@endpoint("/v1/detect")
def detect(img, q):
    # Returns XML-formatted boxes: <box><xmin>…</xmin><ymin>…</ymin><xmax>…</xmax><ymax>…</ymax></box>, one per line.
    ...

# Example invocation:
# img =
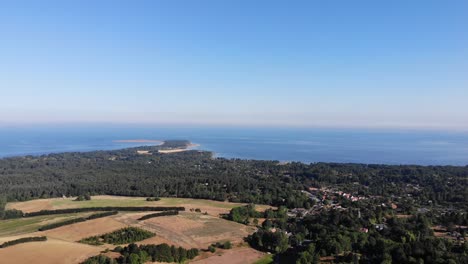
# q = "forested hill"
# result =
<box><xmin>0</xmin><ymin>140</ymin><xmax>467</xmax><ymax>211</ymax></box>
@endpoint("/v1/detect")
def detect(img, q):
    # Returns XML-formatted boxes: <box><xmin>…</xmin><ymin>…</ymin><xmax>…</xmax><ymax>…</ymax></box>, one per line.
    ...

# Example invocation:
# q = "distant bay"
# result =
<box><xmin>0</xmin><ymin>125</ymin><xmax>467</xmax><ymax>166</ymax></box>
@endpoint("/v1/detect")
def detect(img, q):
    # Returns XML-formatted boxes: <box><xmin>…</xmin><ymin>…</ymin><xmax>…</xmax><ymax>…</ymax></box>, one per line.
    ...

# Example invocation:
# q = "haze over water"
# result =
<box><xmin>0</xmin><ymin>126</ymin><xmax>467</xmax><ymax>166</ymax></box>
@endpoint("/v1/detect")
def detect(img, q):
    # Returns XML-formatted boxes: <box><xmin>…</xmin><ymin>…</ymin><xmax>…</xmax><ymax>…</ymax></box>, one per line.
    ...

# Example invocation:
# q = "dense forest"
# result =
<box><xmin>0</xmin><ymin>141</ymin><xmax>466</xmax><ymax>210</ymax></box>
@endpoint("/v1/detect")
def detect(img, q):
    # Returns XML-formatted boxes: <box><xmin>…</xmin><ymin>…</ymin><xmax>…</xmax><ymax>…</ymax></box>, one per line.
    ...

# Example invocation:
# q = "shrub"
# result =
<box><xmin>223</xmin><ymin>241</ymin><xmax>232</xmax><ymax>249</ymax></box>
<box><xmin>74</xmin><ymin>195</ymin><xmax>91</xmax><ymax>201</ymax></box>
<box><xmin>208</xmin><ymin>245</ymin><xmax>216</xmax><ymax>253</ymax></box>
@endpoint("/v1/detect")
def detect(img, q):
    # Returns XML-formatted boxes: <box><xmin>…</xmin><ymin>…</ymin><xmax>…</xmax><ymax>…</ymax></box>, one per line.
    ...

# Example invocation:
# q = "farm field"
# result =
<box><xmin>0</xmin><ymin>212</ymin><xmax>94</xmax><ymax>237</ymax></box>
<box><xmin>6</xmin><ymin>195</ymin><xmax>271</xmax><ymax>216</ymax></box>
<box><xmin>1</xmin><ymin>196</ymin><xmax>268</xmax><ymax>264</ymax></box>
<box><xmin>0</xmin><ymin>237</ymin><xmax>102</xmax><ymax>264</ymax></box>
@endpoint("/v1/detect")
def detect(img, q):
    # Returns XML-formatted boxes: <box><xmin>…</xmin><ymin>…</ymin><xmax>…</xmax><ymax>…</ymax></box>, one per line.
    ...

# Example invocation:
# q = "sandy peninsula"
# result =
<box><xmin>158</xmin><ymin>143</ymin><xmax>200</xmax><ymax>154</ymax></box>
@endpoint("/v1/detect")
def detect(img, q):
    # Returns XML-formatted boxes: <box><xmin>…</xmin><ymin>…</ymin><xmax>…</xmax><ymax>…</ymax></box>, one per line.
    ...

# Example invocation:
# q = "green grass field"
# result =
<box><xmin>158</xmin><ymin>198</ymin><xmax>238</xmax><ymax>209</ymax></box>
<box><xmin>0</xmin><ymin>213</ymin><xmax>90</xmax><ymax>237</ymax></box>
<box><xmin>51</xmin><ymin>197</ymin><xmax>244</xmax><ymax>210</ymax></box>
<box><xmin>51</xmin><ymin>197</ymin><xmax>147</xmax><ymax>208</ymax></box>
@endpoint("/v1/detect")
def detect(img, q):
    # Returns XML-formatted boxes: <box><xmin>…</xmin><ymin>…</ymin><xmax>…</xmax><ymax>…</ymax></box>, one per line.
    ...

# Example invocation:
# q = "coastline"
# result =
<box><xmin>158</xmin><ymin>143</ymin><xmax>201</xmax><ymax>154</ymax></box>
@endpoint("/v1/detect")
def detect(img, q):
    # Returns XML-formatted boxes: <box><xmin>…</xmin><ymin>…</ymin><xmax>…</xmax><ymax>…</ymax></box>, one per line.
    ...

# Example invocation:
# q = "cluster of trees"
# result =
<box><xmin>137</xmin><ymin>210</ymin><xmax>178</xmax><ymax>220</ymax></box>
<box><xmin>247</xmin><ymin>228</ymin><xmax>290</xmax><ymax>254</ymax></box>
<box><xmin>212</xmin><ymin>241</ymin><xmax>232</xmax><ymax>249</ymax></box>
<box><xmin>145</xmin><ymin>197</ymin><xmax>161</xmax><ymax>201</ymax></box>
<box><xmin>38</xmin><ymin>211</ymin><xmax>118</xmax><ymax>231</ymax></box>
<box><xmin>208</xmin><ymin>241</ymin><xmax>232</xmax><ymax>252</ymax></box>
<box><xmin>79</xmin><ymin>227</ymin><xmax>155</xmax><ymax>245</ymax></box>
<box><xmin>82</xmin><ymin>242</ymin><xmax>200</xmax><ymax>264</ymax></box>
<box><xmin>0</xmin><ymin>236</ymin><xmax>47</xmax><ymax>248</ymax></box>
<box><xmin>226</xmin><ymin>204</ymin><xmax>287</xmax><ymax>224</ymax></box>
<box><xmin>119</xmin><ymin>243</ymin><xmax>199</xmax><ymax>263</ymax></box>
<box><xmin>74</xmin><ymin>193</ymin><xmax>91</xmax><ymax>201</ymax></box>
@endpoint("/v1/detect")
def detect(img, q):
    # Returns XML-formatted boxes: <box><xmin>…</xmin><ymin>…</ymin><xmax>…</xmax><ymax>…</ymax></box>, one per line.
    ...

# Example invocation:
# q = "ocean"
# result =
<box><xmin>0</xmin><ymin>125</ymin><xmax>467</xmax><ymax>166</ymax></box>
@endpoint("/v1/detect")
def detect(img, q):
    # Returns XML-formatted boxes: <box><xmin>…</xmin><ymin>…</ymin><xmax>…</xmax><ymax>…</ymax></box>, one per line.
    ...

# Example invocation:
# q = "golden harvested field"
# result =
<box><xmin>1</xmin><ymin>196</ymin><xmax>269</xmax><ymax>264</ymax></box>
<box><xmin>135</xmin><ymin>212</ymin><xmax>256</xmax><ymax>248</ymax></box>
<box><xmin>0</xmin><ymin>238</ymin><xmax>102</xmax><ymax>264</ymax></box>
<box><xmin>42</xmin><ymin>216</ymin><xmax>127</xmax><ymax>242</ymax></box>
<box><xmin>6</xmin><ymin>195</ymin><xmax>272</xmax><ymax>217</ymax></box>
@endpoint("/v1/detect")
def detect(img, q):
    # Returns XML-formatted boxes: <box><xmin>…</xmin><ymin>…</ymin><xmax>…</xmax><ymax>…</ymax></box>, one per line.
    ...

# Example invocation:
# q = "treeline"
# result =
<box><xmin>1</xmin><ymin>206</ymin><xmax>185</xmax><ymax>219</ymax></box>
<box><xmin>82</xmin><ymin>243</ymin><xmax>199</xmax><ymax>264</ymax></box>
<box><xmin>137</xmin><ymin>210</ymin><xmax>178</xmax><ymax>220</ymax></box>
<box><xmin>38</xmin><ymin>211</ymin><xmax>118</xmax><ymax>231</ymax></box>
<box><xmin>79</xmin><ymin>227</ymin><xmax>155</xmax><ymax>245</ymax></box>
<box><xmin>0</xmin><ymin>236</ymin><xmax>47</xmax><ymax>248</ymax></box>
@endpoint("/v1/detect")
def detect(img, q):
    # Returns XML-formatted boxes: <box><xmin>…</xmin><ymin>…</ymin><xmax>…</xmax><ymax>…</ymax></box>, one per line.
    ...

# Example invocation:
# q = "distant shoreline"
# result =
<box><xmin>113</xmin><ymin>139</ymin><xmax>163</xmax><ymax>144</ymax></box>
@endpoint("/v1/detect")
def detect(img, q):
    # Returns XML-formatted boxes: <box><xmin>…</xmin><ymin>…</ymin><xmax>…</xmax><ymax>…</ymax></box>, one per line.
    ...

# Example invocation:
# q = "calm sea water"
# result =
<box><xmin>0</xmin><ymin>125</ymin><xmax>467</xmax><ymax>166</ymax></box>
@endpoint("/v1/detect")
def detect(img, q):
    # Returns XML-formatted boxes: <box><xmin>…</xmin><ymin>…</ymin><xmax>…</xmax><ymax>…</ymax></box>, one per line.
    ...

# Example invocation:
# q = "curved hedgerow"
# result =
<box><xmin>137</xmin><ymin>210</ymin><xmax>179</xmax><ymax>220</ymax></box>
<box><xmin>38</xmin><ymin>211</ymin><xmax>118</xmax><ymax>231</ymax></box>
<box><xmin>0</xmin><ymin>236</ymin><xmax>47</xmax><ymax>248</ymax></box>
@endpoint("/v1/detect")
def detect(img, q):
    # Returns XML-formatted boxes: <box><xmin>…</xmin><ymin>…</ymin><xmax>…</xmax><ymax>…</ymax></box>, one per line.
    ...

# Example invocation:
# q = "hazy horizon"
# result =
<box><xmin>1</xmin><ymin>1</ymin><xmax>467</xmax><ymax>130</ymax></box>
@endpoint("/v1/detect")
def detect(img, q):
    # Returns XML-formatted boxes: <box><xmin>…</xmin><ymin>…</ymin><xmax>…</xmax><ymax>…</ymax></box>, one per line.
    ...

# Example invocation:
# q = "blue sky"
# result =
<box><xmin>0</xmin><ymin>1</ymin><xmax>467</xmax><ymax>130</ymax></box>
